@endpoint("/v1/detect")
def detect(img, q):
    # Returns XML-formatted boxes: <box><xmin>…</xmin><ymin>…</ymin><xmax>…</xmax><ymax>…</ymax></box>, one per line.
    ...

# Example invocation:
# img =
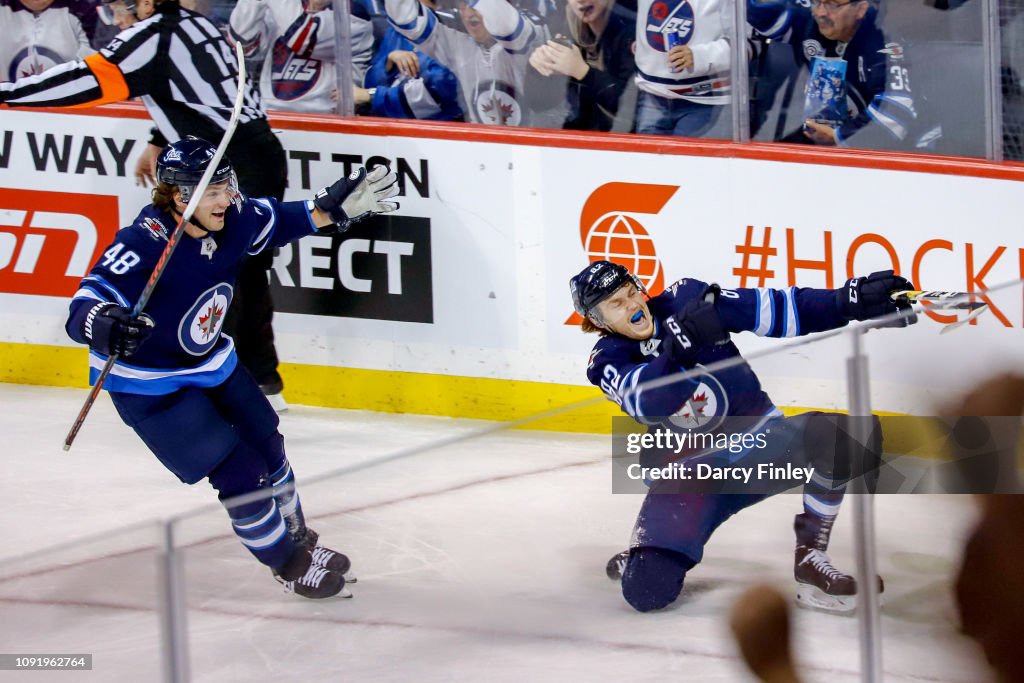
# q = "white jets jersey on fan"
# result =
<box><xmin>0</xmin><ymin>0</ymin><xmax>94</xmax><ymax>83</ymax></box>
<box><xmin>634</xmin><ymin>0</ymin><xmax>732</xmax><ymax>103</ymax></box>
<box><xmin>229</xmin><ymin>0</ymin><xmax>373</xmax><ymax>113</ymax></box>
<box><xmin>385</xmin><ymin>0</ymin><xmax>545</xmax><ymax>125</ymax></box>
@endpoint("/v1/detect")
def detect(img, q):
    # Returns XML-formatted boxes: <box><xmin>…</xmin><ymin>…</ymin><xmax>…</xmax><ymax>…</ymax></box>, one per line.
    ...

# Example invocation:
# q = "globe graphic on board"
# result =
<box><xmin>582</xmin><ymin>212</ymin><xmax>662</xmax><ymax>292</ymax></box>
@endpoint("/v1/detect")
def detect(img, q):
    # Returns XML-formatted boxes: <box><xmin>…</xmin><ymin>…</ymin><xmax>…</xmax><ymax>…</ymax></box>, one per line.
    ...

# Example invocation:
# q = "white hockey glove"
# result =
<box><xmin>314</xmin><ymin>165</ymin><xmax>400</xmax><ymax>233</ymax></box>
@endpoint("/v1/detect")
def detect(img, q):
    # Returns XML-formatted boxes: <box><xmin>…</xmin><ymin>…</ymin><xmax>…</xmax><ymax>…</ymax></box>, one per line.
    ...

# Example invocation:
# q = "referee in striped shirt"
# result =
<box><xmin>0</xmin><ymin>0</ymin><xmax>291</xmax><ymax>408</ymax></box>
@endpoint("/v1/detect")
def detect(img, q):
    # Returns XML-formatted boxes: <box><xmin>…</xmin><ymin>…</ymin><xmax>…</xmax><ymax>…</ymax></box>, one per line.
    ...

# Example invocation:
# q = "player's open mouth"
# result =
<box><xmin>578</xmin><ymin>3</ymin><xmax>595</xmax><ymax>17</ymax></box>
<box><xmin>630</xmin><ymin>311</ymin><xmax>644</xmax><ymax>324</ymax></box>
<box><xmin>212</xmin><ymin>211</ymin><xmax>225</xmax><ymax>220</ymax></box>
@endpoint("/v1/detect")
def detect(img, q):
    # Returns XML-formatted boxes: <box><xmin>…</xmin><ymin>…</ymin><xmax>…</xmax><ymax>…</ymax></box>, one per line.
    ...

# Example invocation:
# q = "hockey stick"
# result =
<box><xmin>891</xmin><ymin>289</ymin><xmax>990</xmax><ymax>334</ymax></box>
<box><xmin>63</xmin><ymin>42</ymin><xmax>248</xmax><ymax>452</ymax></box>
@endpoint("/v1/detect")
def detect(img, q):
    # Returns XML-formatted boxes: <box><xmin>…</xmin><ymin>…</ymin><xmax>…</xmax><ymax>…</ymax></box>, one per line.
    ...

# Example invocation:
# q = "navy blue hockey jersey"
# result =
<box><xmin>586</xmin><ymin>278</ymin><xmax>848</xmax><ymax>428</ymax></box>
<box><xmin>66</xmin><ymin>197</ymin><xmax>319</xmax><ymax>394</ymax></box>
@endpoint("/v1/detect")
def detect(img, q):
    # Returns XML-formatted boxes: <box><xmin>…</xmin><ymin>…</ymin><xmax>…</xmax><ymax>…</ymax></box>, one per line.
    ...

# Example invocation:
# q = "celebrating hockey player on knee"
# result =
<box><xmin>314</xmin><ymin>164</ymin><xmax>400</xmax><ymax>233</ymax></box>
<box><xmin>837</xmin><ymin>270</ymin><xmax>918</xmax><ymax>326</ymax></box>
<box><xmin>571</xmin><ymin>259</ymin><xmax>912</xmax><ymax>615</ymax></box>
<box><xmin>77</xmin><ymin>303</ymin><xmax>154</xmax><ymax>358</ymax></box>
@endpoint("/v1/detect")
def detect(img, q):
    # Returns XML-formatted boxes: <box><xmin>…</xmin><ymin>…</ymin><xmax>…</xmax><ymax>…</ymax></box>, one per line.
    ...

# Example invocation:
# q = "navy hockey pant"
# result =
<box><xmin>110</xmin><ymin>364</ymin><xmax>299</xmax><ymax>569</ymax></box>
<box><xmin>621</xmin><ymin>411</ymin><xmax>882</xmax><ymax>612</ymax></box>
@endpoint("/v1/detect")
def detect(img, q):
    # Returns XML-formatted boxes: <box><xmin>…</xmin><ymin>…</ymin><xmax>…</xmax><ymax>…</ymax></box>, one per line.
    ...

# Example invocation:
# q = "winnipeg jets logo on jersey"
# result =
<box><xmin>645</xmin><ymin>0</ymin><xmax>696</xmax><ymax>51</ymax></box>
<box><xmin>667</xmin><ymin>370</ymin><xmax>728</xmax><ymax>432</ymax></box>
<box><xmin>271</xmin><ymin>42</ymin><xmax>322</xmax><ymax>101</ymax></box>
<box><xmin>9</xmin><ymin>45</ymin><xmax>63</xmax><ymax>81</ymax></box>
<box><xmin>474</xmin><ymin>81</ymin><xmax>522</xmax><ymax>126</ymax></box>
<box><xmin>179</xmin><ymin>283</ymin><xmax>233</xmax><ymax>356</ymax></box>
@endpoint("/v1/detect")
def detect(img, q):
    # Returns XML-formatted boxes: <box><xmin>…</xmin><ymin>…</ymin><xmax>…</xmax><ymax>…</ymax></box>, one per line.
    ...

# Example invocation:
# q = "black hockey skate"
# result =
<box><xmin>275</xmin><ymin>548</ymin><xmax>351</xmax><ymax>600</ymax></box>
<box><xmin>606</xmin><ymin>550</ymin><xmax>629</xmax><ymax>581</ymax></box>
<box><xmin>302</xmin><ymin>528</ymin><xmax>356</xmax><ymax>583</ymax></box>
<box><xmin>794</xmin><ymin>545</ymin><xmax>884</xmax><ymax>615</ymax></box>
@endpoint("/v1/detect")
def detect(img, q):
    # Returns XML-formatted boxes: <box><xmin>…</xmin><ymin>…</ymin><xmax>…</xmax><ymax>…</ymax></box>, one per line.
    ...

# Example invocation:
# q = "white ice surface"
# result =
<box><xmin>0</xmin><ymin>384</ymin><xmax>993</xmax><ymax>682</ymax></box>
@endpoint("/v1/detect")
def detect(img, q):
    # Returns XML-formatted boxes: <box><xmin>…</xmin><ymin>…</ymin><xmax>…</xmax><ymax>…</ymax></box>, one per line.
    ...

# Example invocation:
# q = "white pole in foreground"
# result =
<box><xmin>846</xmin><ymin>330</ymin><xmax>882</xmax><ymax>683</ymax></box>
<box><xmin>158</xmin><ymin>521</ymin><xmax>190</xmax><ymax>683</ymax></box>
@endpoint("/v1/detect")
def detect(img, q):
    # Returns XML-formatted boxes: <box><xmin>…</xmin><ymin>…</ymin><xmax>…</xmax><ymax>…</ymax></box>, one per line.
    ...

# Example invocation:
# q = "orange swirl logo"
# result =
<box><xmin>567</xmin><ymin>182</ymin><xmax>678</xmax><ymax>324</ymax></box>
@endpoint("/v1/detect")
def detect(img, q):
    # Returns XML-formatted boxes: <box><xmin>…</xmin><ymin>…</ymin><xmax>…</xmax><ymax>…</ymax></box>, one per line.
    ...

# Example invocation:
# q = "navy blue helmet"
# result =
<box><xmin>570</xmin><ymin>260</ymin><xmax>646</xmax><ymax>321</ymax></box>
<box><xmin>156</xmin><ymin>136</ymin><xmax>238</xmax><ymax>205</ymax></box>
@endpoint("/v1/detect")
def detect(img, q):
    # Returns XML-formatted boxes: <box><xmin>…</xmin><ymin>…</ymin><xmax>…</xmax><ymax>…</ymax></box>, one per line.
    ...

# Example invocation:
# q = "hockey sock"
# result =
<box><xmin>270</xmin><ymin>459</ymin><xmax>308</xmax><ymax>543</ymax></box>
<box><xmin>229</xmin><ymin>500</ymin><xmax>295</xmax><ymax>570</ymax></box>
<box><xmin>209</xmin><ymin>438</ymin><xmax>295</xmax><ymax>570</ymax></box>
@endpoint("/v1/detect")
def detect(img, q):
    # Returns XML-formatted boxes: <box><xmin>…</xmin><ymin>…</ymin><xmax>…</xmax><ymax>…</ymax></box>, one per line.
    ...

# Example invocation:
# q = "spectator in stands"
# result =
<box><xmin>384</xmin><ymin>0</ymin><xmax>547</xmax><ymax>126</ymax></box>
<box><xmin>355</xmin><ymin>24</ymin><xmax>464</xmax><ymax>120</ymax></box>
<box><xmin>748</xmin><ymin>0</ymin><xmax>942</xmax><ymax>150</ymax></box>
<box><xmin>229</xmin><ymin>0</ymin><xmax>374</xmax><ymax>113</ymax></box>
<box><xmin>633</xmin><ymin>0</ymin><xmax>733</xmax><ymax>137</ymax></box>
<box><xmin>526</xmin><ymin>0</ymin><xmax>636</xmax><ymax>131</ymax></box>
<box><xmin>1</xmin><ymin>0</ymin><xmax>97</xmax><ymax>82</ymax></box>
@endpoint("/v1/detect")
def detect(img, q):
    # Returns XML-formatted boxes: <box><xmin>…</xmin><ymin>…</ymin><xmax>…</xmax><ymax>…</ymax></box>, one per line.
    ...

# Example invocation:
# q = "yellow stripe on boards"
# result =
<box><xmin>0</xmin><ymin>341</ymin><xmax>947</xmax><ymax>454</ymax></box>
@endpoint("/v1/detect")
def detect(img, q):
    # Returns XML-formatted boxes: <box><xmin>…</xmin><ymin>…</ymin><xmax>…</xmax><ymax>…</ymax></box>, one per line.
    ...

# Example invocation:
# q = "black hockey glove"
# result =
<box><xmin>84</xmin><ymin>303</ymin><xmax>155</xmax><ymax>358</ymax></box>
<box><xmin>314</xmin><ymin>165</ymin><xmax>400</xmax><ymax>233</ymax></box>
<box><xmin>838</xmin><ymin>270</ymin><xmax>918</xmax><ymax>327</ymax></box>
<box><xmin>663</xmin><ymin>285</ymin><xmax>730</xmax><ymax>367</ymax></box>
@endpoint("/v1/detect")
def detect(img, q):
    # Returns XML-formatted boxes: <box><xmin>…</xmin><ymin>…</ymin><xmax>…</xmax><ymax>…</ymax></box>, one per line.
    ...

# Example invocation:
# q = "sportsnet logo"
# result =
<box><xmin>0</xmin><ymin>188</ymin><xmax>119</xmax><ymax>298</ymax></box>
<box><xmin>566</xmin><ymin>182</ymin><xmax>678</xmax><ymax>325</ymax></box>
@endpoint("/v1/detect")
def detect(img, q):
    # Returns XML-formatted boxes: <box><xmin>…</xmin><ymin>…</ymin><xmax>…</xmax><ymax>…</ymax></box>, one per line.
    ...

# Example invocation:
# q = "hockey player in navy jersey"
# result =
<box><xmin>570</xmin><ymin>260</ymin><xmax>915</xmax><ymax>613</ymax></box>
<box><xmin>66</xmin><ymin>137</ymin><xmax>399</xmax><ymax>599</ymax></box>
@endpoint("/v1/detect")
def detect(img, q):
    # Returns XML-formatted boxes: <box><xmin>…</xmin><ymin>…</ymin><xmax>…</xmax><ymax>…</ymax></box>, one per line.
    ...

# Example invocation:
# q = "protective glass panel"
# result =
<box><xmin>750</xmin><ymin>0</ymin><xmax>985</xmax><ymax>156</ymax></box>
<box><xmin>0</xmin><ymin>523</ymin><xmax>165</xmax><ymax>680</ymax></box>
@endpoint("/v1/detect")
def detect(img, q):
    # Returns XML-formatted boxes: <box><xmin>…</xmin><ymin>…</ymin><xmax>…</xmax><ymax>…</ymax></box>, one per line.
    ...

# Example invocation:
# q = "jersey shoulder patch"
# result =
<box><xmin>663</xmin><ymin>277</ymin><xmax>708</xmax><ymax>298</ymax></box>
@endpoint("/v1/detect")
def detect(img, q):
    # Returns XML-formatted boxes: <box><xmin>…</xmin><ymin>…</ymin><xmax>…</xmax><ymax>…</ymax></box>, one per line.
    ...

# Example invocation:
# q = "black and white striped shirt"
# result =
<box><xmin>0</xmin><ymin>1</ymin><xmax>266</xmax><ymax>146</ymax></box>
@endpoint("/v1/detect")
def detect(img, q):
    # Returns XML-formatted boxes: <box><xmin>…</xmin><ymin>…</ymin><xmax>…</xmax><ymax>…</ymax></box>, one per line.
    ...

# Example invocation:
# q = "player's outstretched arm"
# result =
<box><xmin>312</xmin><ymin>165</ymin><xmax>400</xmax><ymax>233</ymax></box>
